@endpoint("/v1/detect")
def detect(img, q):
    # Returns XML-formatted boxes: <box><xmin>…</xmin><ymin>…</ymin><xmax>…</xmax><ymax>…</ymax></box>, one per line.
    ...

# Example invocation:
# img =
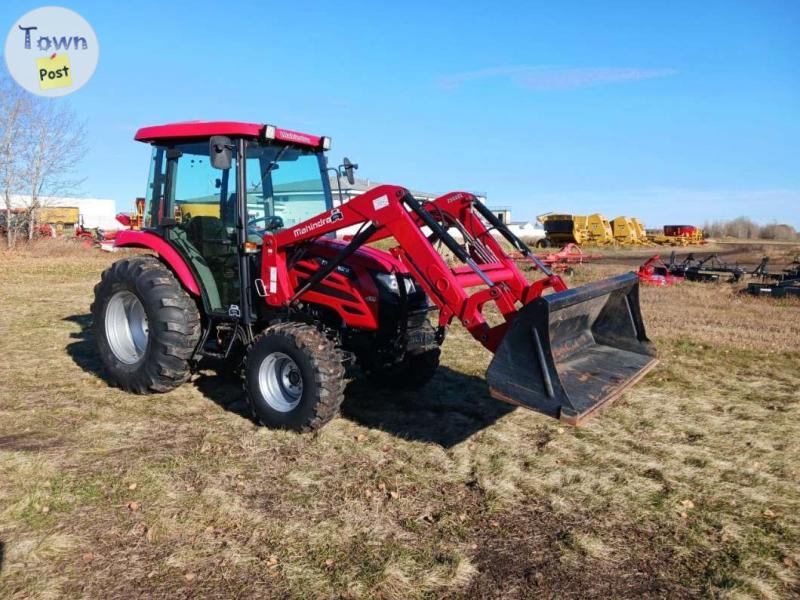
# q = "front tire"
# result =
<box><xmin>91</xmin><ymin>256</ymin><xmax>201</xmax><ymax>393</ymax></box>
<box><xmin>244</xmin><ymin>323</ymin><xmax>345</xmax><ymax>431</ymax></box>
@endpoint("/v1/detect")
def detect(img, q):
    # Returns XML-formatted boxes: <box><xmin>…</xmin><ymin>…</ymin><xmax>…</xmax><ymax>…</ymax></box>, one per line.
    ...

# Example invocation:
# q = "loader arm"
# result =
<box><xmin>262</xmin><ymin>186</ymin><xmax>565</xmax><ymax>351</ymax></box>
<box><xmin>261</xmin><ymin>184</ymin><xmax>656</xmax><ymax>425</ymax></box>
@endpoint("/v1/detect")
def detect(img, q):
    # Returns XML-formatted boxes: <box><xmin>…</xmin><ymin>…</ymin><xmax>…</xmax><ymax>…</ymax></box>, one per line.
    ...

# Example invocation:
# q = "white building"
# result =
<box><xmin>9</xmin><ymin>195</ymin><xmax>119</xmax><ymax>229</ymax></box>
<box><xmin>507</xmin><ymin>221</ymin><xmax>544</xmax><ymax>242</ymax></box>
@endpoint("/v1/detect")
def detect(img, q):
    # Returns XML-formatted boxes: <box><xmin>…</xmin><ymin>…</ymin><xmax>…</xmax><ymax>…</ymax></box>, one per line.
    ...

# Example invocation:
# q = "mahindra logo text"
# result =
<box><xmin>292</xmin><ymin>209</ymin><xmax>343</xmax><ymax>238</ymax></box>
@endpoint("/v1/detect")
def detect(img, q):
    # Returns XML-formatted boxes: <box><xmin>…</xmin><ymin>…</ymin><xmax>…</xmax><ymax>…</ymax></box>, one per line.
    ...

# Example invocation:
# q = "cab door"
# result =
<box><xmin>145</xmin><ymin>142</ymin><xmax>240</xmax><ymax>314</ymax></box>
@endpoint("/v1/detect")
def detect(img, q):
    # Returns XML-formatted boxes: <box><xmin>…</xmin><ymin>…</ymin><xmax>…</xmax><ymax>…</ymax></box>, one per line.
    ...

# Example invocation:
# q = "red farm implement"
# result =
<box><xmin>638</xmin><ymin>255</ymin><xmax>684</xmax><ymax>286</ymax></box>
<box><xmin>511</xmin><ymin>243</ymin><xmax>603</xmax><ymax>274</ymax></box>
<box><xmin>539</xmin><ymin>243</ymin><xmax>603</xmax><ymax>273</ymax></box>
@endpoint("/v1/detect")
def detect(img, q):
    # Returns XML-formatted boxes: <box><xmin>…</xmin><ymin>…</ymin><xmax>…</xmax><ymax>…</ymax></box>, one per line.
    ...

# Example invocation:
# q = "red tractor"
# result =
<box><xmin>92</xmin><ymin>121</ymin><xmax>656</xmax><ymax>431</ymax></box>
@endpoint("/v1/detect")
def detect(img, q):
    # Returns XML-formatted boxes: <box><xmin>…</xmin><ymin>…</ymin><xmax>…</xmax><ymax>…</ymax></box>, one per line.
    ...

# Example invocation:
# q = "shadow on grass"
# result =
<box><xmin>63</xmin><ymin>313</ymin><xmax>514</xmax><ymax>447</ymax></box>
<box><xmin>193</xmin><ymin>367</ymin><xmax>255</xmax><ymax>422</ymax></box>
<box><xmin>340</xmin><ymin>367</ymin><xmax>515</xmax><ymax>448</ymax></box>
<box><xmin>0</xmin><ymin>540</ymin><xmax>4</xmax><ymax>573</ymax></box>
<box><xmin>191</xmin><ymin>364</ymin><xmax>514</xmax><ymax>448</ymax></box>
<box><xmin>64</xmin><ymin>313</ymin><xmax>257</xmax><ymax>423</ymax></box>
<box><xmin>63</xmin><ymin>314</ymin><xmax>103</xmax><ymax>378</ymax></box>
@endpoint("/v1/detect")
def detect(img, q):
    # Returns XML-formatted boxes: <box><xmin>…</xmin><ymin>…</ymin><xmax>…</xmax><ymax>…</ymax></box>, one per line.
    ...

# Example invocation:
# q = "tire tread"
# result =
<box><xmin>244</xmin><ymin>322</ymin><xmax>345</xmax><ymax>432</ymax></box>
<box><xmin>91</xmin><ymin>255</ymin><xmax>201</xmax><ymax>394</ymax></box>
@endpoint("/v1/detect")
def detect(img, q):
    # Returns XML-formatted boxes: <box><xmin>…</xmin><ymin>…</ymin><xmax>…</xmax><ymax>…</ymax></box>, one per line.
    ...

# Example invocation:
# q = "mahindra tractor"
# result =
<box><xmin>91</xmin><ymin>121</ymin><xmax>656</xmax><ymax>431</ymax></box>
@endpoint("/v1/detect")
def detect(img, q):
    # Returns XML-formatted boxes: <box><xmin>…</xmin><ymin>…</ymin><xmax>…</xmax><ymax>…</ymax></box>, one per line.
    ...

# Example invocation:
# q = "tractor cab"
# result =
<box><xmin>134</xmin><ymin>122</ymin><xmax>336</xmax><ymax>315</ymax></box>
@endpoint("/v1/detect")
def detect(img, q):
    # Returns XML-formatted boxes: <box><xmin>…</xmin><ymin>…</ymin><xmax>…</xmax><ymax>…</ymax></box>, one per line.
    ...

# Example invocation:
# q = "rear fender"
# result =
<box><xmin>114</xmin><ymin>230</ymin><xmax>201</xmax><ymax>296</ymax></box>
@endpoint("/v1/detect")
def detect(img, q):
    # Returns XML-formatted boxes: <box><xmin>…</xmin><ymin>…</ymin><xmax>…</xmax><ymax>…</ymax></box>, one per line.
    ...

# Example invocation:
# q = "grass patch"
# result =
<box><xmin>0</xmin><ymin>241</ymin><xmax>798</xmax><ymax>597</ymax></box>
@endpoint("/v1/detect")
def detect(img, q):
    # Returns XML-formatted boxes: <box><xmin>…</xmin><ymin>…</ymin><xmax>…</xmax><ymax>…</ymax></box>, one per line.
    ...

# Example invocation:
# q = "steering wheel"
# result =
<box><xmin>248</xmin><ymin>215</ymin><xmax>284</xmax><ymax>231</ymax></box>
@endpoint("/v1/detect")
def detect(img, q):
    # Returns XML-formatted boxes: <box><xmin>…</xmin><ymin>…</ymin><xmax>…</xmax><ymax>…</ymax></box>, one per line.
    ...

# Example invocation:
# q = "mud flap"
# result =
<box><xmin>486</xmin><ymin>272</ymin><xmax>657</xmax><ymax>425</ymax></box>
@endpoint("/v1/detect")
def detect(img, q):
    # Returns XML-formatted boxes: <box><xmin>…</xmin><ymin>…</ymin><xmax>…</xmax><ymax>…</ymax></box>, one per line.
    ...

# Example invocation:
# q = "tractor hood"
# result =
<box><xmin>308</xmin><ymin>238</ymin><xmax>407</xmax><ymax>275</ymax></box>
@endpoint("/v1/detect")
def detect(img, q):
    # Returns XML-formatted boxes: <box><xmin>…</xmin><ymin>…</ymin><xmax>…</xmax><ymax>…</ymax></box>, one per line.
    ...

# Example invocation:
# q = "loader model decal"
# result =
<box><xmin>446</xmin><ymin>192</ymin><xmax>469</xmax><ymax>204</ymax></box>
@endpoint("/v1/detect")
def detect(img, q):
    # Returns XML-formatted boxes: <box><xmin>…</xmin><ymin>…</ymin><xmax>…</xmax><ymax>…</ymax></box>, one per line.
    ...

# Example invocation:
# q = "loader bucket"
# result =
<box><xmin>486</xmin><ymin>272</ymin><xmax>657</xmax><ymax>425</ymax></box>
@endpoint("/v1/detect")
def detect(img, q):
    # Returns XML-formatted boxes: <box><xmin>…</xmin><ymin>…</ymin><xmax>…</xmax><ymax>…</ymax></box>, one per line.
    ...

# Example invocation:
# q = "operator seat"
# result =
<box><xmin>183</xmin><ymin>216</ymin><xmax>239</xmax><ymax>308</ymax></box>
<box><xmin>184</xmin><ymin>216</ymin><xmax>229</xmax><ymax>256</ymax></box>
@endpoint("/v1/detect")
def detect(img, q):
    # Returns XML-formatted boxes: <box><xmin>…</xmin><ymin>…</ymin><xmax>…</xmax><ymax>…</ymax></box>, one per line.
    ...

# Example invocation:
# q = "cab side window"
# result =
<box><xmin>148</xmin><ymin>142</ymin><xmax>240</xmax><ymax>312</ymax></box>
<box><xmin>169</xmin><ymin>143</ymin><xmax>235</xmax><ymax>229</ymax></box>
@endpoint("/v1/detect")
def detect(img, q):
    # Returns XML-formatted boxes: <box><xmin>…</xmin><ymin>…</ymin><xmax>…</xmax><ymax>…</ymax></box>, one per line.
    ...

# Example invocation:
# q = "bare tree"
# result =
<box><xmin>21</xmin><ymin>100</ymin><xmax>87</xmax><ymax>240</ymax></box>
<box><xmin>702</xmin><ymin>219</ymin><xmax>725</xmax><ymax>239</ymax></box>
<box><xmin>760</xmin><ymin>223</ymin><xmax>798</xmax><ymax>241</ymax></box>
<box><xmin>1</xmin><ymin>63</ymin><xmax>87</xmax><ymax>245</ymax></box>
<box><xmin>0</xmin><ymin>68</ymin><xmax>32</xmax><ymax>248</ymax></box>
<box><xmin>723</xmin><ymin>216</ymin><xmax>760</xmax><ymax>239</ymax></box>
<box><xmin>702</xmin><ymin>217</ymin><xmax>797</xmax><ymax>240</ymax></box>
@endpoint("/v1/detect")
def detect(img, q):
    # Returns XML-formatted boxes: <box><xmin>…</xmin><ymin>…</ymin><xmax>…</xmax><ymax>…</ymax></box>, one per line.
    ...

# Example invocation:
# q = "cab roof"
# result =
<box><xmin>134</xmin><ymin>121</ymin><xmax>323</xmax><ymax>148</ymax></box>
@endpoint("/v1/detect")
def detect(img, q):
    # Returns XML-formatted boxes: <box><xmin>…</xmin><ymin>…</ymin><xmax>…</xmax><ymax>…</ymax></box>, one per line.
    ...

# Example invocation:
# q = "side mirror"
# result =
<box><xmin>342</xmin><ymin>157</ymin><xmax>358</xmax><ymax>185</ymax></box>
<box><xmin>209</xmin><ymin>136</ymin><xmax>233</xmax><ymax>170</ymax></box>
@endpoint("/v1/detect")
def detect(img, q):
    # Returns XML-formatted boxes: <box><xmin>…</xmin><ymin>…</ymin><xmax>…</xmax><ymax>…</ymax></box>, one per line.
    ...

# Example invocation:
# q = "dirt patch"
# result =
<box><xmin>463</xmin><ymin>503</ymin><xmax>708</xmax><ymax>599</ymax></box>
<box><xmin>0</xmin><ymin>432</ymin><xmax>62</xmax><ymax>453</ymax></box>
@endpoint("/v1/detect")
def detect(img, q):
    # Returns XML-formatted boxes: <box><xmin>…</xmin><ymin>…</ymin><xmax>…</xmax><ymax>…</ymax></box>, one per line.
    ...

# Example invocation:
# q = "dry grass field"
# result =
<box><xmin>1</xmin><ymin>240</ymin><xmax>798</xmax><ymax>599</ymax></box>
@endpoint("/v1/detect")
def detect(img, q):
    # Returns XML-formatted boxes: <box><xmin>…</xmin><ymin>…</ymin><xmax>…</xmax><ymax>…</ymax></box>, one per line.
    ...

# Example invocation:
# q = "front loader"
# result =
<box><xmin>92</xmin><ymin>121</ymin><xmax>656</xmax><ymax>431</ymax></box>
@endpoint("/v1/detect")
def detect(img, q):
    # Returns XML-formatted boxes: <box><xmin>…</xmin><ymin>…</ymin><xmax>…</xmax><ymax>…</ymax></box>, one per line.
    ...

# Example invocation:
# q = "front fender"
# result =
<box><xmin>114</xmin><ymin>230</ymin><xmax>201</xmax><ymax>296</ymax></box>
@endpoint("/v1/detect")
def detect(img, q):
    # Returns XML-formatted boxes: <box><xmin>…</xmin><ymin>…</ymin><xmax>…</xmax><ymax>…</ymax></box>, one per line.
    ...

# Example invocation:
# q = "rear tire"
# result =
<box><xmin>91</xmin><ymin>256</ymin><xmax>201</xmax><ymax>393</ymax></box>
<box><xmin>244</xmin><ymin>323</ymin><xmax>345</xmax><ymax>431</ymax></box>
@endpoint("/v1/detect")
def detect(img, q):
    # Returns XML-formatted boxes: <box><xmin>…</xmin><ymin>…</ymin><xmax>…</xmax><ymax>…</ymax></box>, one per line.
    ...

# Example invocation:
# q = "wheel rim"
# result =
<box><xmin>105</xmin><ymin>290</ymin><xmax>149</xmax><ymax>364</ymax></box>
<box><xmin>257</xmin><ymin>352</ymin><xmax>303</xmax><ymax>412</ymax></box>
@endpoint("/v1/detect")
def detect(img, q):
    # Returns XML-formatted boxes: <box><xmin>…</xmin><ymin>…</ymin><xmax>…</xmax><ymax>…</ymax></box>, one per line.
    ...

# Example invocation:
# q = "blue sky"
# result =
<box><xmin>2</xmin><ymin>0</ymin><xmax>799</xmax><ymax>227</ymax></box>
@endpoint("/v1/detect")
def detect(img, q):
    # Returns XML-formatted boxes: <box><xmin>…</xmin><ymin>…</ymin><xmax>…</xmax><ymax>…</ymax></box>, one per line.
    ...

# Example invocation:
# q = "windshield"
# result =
<box><xmin>244</xmin><ymin>142</ymin><xmax>332</xmax><ymax>236</ymax></box>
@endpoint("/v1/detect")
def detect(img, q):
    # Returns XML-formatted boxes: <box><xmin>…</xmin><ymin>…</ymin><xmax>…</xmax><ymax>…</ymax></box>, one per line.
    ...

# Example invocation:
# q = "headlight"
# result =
<box><xmin>375</xmin><ymin>273</ymin><xmax>415</xmax><ymax>295</ymax></box>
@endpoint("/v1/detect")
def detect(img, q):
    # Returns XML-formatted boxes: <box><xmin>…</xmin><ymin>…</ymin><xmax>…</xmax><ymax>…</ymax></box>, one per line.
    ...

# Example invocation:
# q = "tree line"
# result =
<box><xmin>702</xmin><ymin>217</ymin><xmax>799</xmax><ymax>241</ymax></box>
<box><xmin>1</xmin><ymin>67</ymin><xmax>86</xmax><ymax>248</ymax></box>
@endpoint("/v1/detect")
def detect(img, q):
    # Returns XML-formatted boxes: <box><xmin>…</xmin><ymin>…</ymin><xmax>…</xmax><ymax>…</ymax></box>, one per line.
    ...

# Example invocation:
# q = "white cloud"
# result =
<box><xmin>438</xmin><ymin>66</ymin><xmax>678</xmax><ymax>91</ymax></box>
